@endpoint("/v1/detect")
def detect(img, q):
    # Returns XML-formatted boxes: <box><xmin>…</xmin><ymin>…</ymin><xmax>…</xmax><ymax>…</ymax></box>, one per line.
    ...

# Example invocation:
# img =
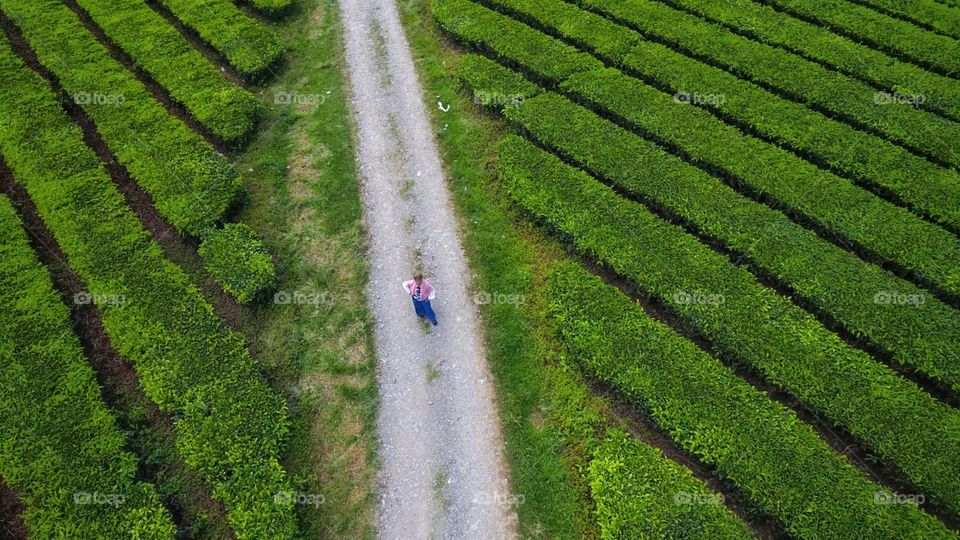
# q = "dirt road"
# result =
<box><xmin>336</xmin><ymin>1</ymin><xmax>517</xmax><ymax>538</ymax></box>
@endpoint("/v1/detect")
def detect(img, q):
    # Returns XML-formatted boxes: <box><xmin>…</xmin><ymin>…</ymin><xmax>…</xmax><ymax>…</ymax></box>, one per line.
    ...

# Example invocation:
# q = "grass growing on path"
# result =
<box><xmin>398</xmin><ymin>1</ymin><xmax>618</xmax><ymax>537</ymax></box>
<box><xmin>230</xmin><ymin>0</ymin><xmax>379</xmax><ymax>537</ymax></box>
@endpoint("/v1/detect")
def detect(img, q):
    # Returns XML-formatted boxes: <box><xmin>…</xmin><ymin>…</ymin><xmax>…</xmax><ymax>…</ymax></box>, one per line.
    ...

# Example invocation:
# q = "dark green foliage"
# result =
<box><xmin>0</xmin><ymin>194</ymin><xmax>177</xmax><ymax>539</ymax></box>
<box><xmin>561</xmin><ymin>68</ymin><xmax>960</xmax><ymax>298</ymax></box>
<box><xmin>760</xmin><ymin>0</ymin><xmax>960</xmax><ymax>74</ymax></box>
<box><xmin>550</xmin><ymin>263</ymin><xmax>954</xmax><ymax>538</ymax></box>
<box><xmin>581</xmin><ymin>0</ymin><xmax>960</xmax><ymax>169</ymax></box>
<box><xmin>199</xmin><ymin>223</ymin><xmax>277</xmax><ymax>303</ymax></box>
<box><xmin>457</xmin><ymin>0</ymin><xmax>960</xmax><ymax>229</ymax></box>
<box><xmin>433</xmin><ymin>0</ymin><xmax>602</xmax><ymax>84</ymax></box>
<box><xmin>507</xmin><ymin>91</ymin><xmax>960</xmax><ymax>391</ymax></box>
<box><xmin>158</xmin><ymin>0</ymin><xmax>285</xmax><ymax>78</ymax></box>
<box><xmin>0</xmin><ymin>0</ymin><xmax>241</xmax><ymax>237</ymax></box>
<box><xmin>589</xmin><ymin>430</ymin><xmax>751</xmax><ymax>539</ymax></box>
<box><xmin>852</xmin><ymin>0</ymin><xmax>960</xmax><ymax>39</ymax></box>
<box><xmin>658</xmin><ymin>0</ymin><xmax>960</xmax><ymax>120</ymax></box>
<box><xmin>248</xmin><ymin>0</ymin><xmax>294</xmax><ymax>15</ymax></box>
<box><xmin>0</xmin><ymin>33</ymin><xmax>296</xmax><ymax>538</ymax></box>
<box><xmin>73</xmin><ymin>0</ymin><xmax>260</xmax><ymax>141</ymax></box>
<box><xmin>496</xmin><ymin>134</ymin><xmax>960</xmax><ymax>515</ymax></box>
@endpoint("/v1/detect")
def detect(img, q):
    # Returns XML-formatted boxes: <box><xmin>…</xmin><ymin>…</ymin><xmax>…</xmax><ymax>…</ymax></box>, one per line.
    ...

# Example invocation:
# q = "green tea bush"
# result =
<box><xmin>582</xmin><ymin>0</ymin><xmax>960</xmax><ymax>170</ymax></box>
<box><xmin>508</xmin><ymin>91</ymin><xmax>960</xmax><ymax>391</ymax></box>
<box><xmin>157</xmin><ymin>0</ymin><xmax>285</xmax><ymax>78</ymax></box>
<box><xmin>199</xmin><ymin>223</ymin><xmax>277</xmax><ymax>303</ymax></box>
<box><xmin>0</xmin><ymin>33</ymin><xmax>296</xmax><ymax>538</ymax></box>
<box><xmin>658</xmin><ymin>0</ymin><xmax>960</xmax><ymax>121</ymax></box>
<box><xmin>497</xmin><ymin>134</ymin><xmax>960</xmax><ymax>514</ymax></box>
<box><xmin>761</xmin><ymin>0</ymin><xmax>960</xmax><ymax>74</ymax></box>
<box><xmin>73</xmin><ymin>0</ymin><xmax>260</xmax><ymax>142</ymax></box>
<box><xmin>551</xmin><ymin>263</ymin><xmax>954</xmax><ymax>538</ymax></box>
<box><xmin>458</xmin><ymin>53</ymin><xmax>540</xmax><ymax>109</ymax></box>
<box><xmin>589</xmin><ymin>430</ymin><xmax>750</xmax><ymax>539</ymax></box>
<box><xmin>0</xmin><ymin>0</ymin><xmax>241</xmax><ymax>237</ymax></box>
<box><xmin>441</xmin><ymin>0</ymin><xmax>960</xmax><ymax>229</ymax></box>
<box><xmin>0</xmin><ymin>195</ymin><xmax>176</xmax><ymax>539</ymax></box>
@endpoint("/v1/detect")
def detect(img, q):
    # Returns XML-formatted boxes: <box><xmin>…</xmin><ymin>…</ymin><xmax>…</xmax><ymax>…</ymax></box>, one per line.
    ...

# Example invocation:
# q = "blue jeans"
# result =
<box><xmin>412</xmin><ymin>298</ymin><xmax>437</xmax><ymax>323</ymax></box>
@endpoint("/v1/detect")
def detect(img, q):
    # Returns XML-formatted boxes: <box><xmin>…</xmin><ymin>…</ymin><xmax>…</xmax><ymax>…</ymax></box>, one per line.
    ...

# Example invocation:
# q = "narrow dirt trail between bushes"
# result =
<box><xmin>337</xmin><ymin>1</ymin><xmax>517</xmax><ymax>538</ymax></box>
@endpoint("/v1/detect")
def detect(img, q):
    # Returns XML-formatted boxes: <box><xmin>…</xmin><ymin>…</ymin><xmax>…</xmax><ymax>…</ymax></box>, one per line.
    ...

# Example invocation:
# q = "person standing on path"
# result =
<box><xmin>403</xmin><ymin>274</ymin><xmax>438</xmax><ymax>326</ymax></box>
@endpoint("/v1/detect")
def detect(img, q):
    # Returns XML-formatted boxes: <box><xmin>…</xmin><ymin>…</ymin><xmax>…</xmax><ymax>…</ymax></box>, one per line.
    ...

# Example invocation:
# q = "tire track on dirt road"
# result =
<box><xmin>336</xmin><ymin>1</ymin><xmax>518</xmax><ymax>538</ymax></box>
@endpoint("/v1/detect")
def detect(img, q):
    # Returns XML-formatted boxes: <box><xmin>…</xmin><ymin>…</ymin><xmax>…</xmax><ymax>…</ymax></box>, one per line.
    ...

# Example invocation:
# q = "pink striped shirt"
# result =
<box><xmin>402</xmin><ymin>279</ymin><xmax>436</xmax><ymax>301</ymax></box>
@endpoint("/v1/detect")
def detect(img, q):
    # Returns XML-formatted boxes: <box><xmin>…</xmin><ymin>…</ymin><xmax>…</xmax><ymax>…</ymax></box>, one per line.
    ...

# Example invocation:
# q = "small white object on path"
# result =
<box><xmin>336</xmin><ymin>1</ymin><xmax>518</xmax><ymax>539</ymax></box>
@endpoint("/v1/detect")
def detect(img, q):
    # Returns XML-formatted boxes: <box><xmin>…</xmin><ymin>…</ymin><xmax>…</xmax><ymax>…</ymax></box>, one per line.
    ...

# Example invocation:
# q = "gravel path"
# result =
<box><xmin>337</xmin><ymin>1</ymin><xmax>518</xmax><ymax>538</ymax></box>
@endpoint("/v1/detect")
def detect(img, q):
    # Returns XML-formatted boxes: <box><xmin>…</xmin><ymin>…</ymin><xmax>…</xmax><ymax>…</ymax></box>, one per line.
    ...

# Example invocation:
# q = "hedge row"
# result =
<box><xmin>444</xmin><ymin>0</ymin><xmax>960</xmax><ymax>386</ymax></box>
<box><xmin>434</xmin><ymin>0</ymin><xmax>601</xmax><ymax>84</ymax></box>
<box><xmin>854</xmin><ymin>0</ymin><xmax>960</xmax><ymax>39</ymax></box>
<box><xmin>758</xmin><ymin>0</ymin><xmax>960</xmax><ymax>75</ymax></box>
<box><xmin>658</xmin><ymin>0</ymin><xmax>960</xmax><ymax>121</ymax></box>
<box><xmin>443</xmin><ymin>0</ymin><xmax>960</xmax><ymax>230</ymax></box>
<box><xmin>157</xmin><ymin>0</ymin><xmax>285</xmax><ymax>78</ymax></box>
<box><xmin>73</xmin><ymin>0</ymin><xmax>259</xmax><ymax>142</ymax></box>
<box><xmin>550</xmin><ymin>264</ymin><xmax>954</xmax><ymax>538</ymax></box>
<box><xmin>581</xmin><ymin>0</ymin><xmax>960</xmax><ymax>170</ymax></box>
<box><xmin>458</xmin><ymin>53</ymin><xmax>541</xmax><ymax>109</ymax></box>
<box><xmin>0</xmin><ymin>33</ymin><xmax>296</xmax><ymax>538</ymax></box>
<box><xmin>589</xmin><ymin>430</ymin><xmax>751</xmax><ymax>539</ymax></box>
<box><xmin>0</xmin><ymin>195</ymin><xmax>177</xmax><ymax>539</ymax></box>
<box><xmin>560</xmin><ymin>69</ymin><xmax>960</xmax><ymax>299</ymax></box>
<box><xmin>246</xmin><ymin>0</ymin><xmax>293</xmax><ymax>15</ymax></box>
<box><xmin>507</xmin><ymin>91</ymin><xmax>960</xmax><ymax>392</ymax></box>
<box><xmin>0</xmin><ymin>0</ymin><xmax>240</xmax><ymax>237</ymax></box>
<box><xmin>198</xmin><ymin>223</ymin><xmax>277</xmax><ymax>303</ymax></box>
<box><xmin>497</xmin><ymin>134</ymin><xmax>960</xmax><ymax>515</ymax></box>
<box><xmin>453</xmin><ymin>22</ymin><xmax>960</xmax><ymax>317</ymax></box>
